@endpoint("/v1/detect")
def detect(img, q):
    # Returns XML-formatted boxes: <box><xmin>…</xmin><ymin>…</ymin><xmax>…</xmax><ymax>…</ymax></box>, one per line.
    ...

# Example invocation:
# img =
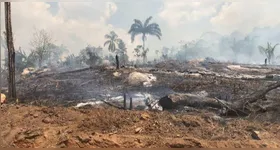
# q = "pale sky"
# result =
<box><xmin>2</xmin><ymin>0</ymin><xmax>280</xmax><ymax>61</ymax></box>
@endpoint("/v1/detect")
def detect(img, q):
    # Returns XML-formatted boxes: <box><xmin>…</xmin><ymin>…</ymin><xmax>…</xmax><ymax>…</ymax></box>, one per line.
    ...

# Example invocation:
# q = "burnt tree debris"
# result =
<box><xmin>1</xmin><ymin>56</ymin><xmax>280</xmax><ymax>121</ymax></box>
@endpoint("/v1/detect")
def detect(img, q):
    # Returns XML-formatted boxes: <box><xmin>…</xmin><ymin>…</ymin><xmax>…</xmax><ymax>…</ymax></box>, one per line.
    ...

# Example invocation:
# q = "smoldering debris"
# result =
<box><xmin>4</xmin><ymin>58</ymin><xmax>280</xmax><ymax>122</ymax></box>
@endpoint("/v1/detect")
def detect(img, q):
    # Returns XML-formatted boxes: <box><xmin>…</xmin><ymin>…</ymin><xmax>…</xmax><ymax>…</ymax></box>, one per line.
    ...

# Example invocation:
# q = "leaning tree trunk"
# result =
<box><xmin>5</xmin><ymin>2</ymin><xmax>16</xmax><ymax>100</ymax></box>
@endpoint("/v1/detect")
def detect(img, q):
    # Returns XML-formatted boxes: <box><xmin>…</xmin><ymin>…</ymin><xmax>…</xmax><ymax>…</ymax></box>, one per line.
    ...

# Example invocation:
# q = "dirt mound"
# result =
<box><xmin>0</xmin><ymin>105</ymin><xmax>280</xmax><ymax>148</ymax></box>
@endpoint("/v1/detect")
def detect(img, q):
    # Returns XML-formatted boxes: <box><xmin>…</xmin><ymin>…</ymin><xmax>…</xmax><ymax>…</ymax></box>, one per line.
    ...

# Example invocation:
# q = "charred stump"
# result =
<box><xmin>116</xmin><ymin>55</ymin><xmax>119</xmax><ymax>70</ymax></box>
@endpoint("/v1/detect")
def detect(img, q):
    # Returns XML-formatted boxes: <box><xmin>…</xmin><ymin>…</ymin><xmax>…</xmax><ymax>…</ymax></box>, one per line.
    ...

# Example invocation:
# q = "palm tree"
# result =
<box><xmin>128</xmin><ymin>16</ymin><xmax>162</xmax><ymax>62</ymax></box>
<box><xmin>104</xmin><ymin>31</ymin><xmax>120</xmax><ymax>53</ymax></box>
<box><xmin>259</xmin><ymin>42</ymin><xmax>279</xmax><ymax>65</ymax></box>
<box><xmin>104</xmin><ymin>31</ymin><xmax>121</xmax><ymax>69</ymax></box>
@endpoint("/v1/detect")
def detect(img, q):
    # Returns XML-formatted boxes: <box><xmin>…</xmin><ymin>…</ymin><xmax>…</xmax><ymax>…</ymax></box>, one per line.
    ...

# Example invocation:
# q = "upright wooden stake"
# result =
<box><xmin>123</xmin><ymin>92</ymin><xmax>126</xmax><ymax>110</ymax></box>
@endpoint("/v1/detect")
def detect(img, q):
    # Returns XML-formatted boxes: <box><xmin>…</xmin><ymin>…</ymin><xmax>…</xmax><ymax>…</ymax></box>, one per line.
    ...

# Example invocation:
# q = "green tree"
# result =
<box><xmin>128</xmin><ymin>16</ymin><xmax>162</xmax><ymax>63</ymax></box>
<box><xmin>117</xmin><ymin>39</ymin><xmax>129</xmax><ymax>66</ymax></box>
<box><xmin>259</xmin><ymin>42</ymin><xmax>279</xmax><ymax>65</ymax></box>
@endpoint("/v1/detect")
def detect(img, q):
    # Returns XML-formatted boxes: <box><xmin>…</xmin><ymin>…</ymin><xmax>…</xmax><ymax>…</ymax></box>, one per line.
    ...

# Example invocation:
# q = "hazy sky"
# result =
<box><xmin>2</xmin><ymin>0</ymin><xmax>280</xmax><ymax>60</ymax></box>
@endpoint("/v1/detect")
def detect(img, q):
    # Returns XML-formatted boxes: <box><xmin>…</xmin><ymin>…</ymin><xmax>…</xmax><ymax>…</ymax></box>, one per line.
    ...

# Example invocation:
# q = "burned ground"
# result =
<box><xmin>1</xmin><ymin>60</ymin><xmax>280</xmax><ymax>148</ymax></box>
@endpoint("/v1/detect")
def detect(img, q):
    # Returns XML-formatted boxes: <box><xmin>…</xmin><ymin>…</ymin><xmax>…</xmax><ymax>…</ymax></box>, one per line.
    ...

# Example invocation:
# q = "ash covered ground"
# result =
<box><xmin>1</xmin><ymin>59</ymin><xmax>280</xmax><ymax>148</ymax></box>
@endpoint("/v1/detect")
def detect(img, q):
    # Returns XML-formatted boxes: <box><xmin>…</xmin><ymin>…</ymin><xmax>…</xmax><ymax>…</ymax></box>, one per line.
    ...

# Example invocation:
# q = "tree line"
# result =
<box><xmin>1</xmin><ymin>2</ymin><xmax>163</xmax><ymax>102</ymax></box>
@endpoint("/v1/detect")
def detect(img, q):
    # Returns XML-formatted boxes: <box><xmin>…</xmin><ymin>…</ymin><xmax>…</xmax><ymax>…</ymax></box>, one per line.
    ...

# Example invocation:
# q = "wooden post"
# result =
<box><xmin>129</xmin><ymin>97</ymin><xmax>133</xmax><ymax>110</ymax></box>
<box><xmin>123</xmin><ymin>92</ymin><xmax>126</xmax><ymax>110</ymax></box>
<box><xmin>0</xmin><ymin>2</ymin><xmax>2</xmax><ymax>106</ymax></box>
<box><xmin>5</xmin><ymin>2</ymin><xmax>16</xmax><ymax>100</ymax></box>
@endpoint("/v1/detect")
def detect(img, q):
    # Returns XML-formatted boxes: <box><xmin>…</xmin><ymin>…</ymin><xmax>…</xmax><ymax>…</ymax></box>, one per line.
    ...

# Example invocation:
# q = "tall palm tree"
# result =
<box><xmin>259</xmin><ymin>42</ymin><xmax>279</xmax><ymax>65</ymax></box>
<box><xmin>104</xmin><ymin>31</ymin><xmax>121</xmax><ymax>69</ymax></box>
<box><xmin>104</xmin><ymin>31</ymin><xmax>120</xmax><ymax>53</ymax></box>
<box><xmin>128</xmin><ymin>16</ymin><xmax>162</xmax><ymax>59</ymax></box>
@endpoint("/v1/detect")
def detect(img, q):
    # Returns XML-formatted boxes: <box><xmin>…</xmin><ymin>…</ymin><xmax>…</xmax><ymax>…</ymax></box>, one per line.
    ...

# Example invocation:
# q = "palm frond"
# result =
<box><xmin>147</xmin><ymin>29</ymin><xmax>162</xmax><ymax>36</ymax></box>
<box><xmin>111</xmin><ymin>31</ymin><xmax>118</xmax><ymax>39</ymax></box>
<box><xmin>133</xmin><ymin>19</ymin><xmax>143</xmax><ymax>28</ymax></box>
<box><xmin>104</xmin><ymin>34</ymin><xmax>112</xmax><ymax>39</ymax></box>
<box><xmin>130</xmin><ymin>32</ymin><xmax>142</xmax><ymax>43</ymax></box>
<box><xmin>146</xmin><ymin>29</ymin><xmax>162</xmax><ymax>40</ymax></box>
<box><xmin>272</xmin><ymin>43</ymin><xmax>279</xmax><ymax>51</ymax></box>
<box><xmin>146</xmin><ymin>23</ymin><xmax>160</xmax><ymax>30</ymax></box>
<box><xmin>146</xmin><ymin>23</ymin><xmax>162</xmax><ymax>38</ymax></box>
<box><xmin>258</xmin><ymin>46</ymin><xmax>266</xmax><ymax>55</ymax></box>
<box><xmin>128</xmin><ymin>24</ymin><xmax>142</xmax><ymax>34</ymax></box>
<box><xmin>144</xmin><ymin>16</ymin><xmax>153</xmax><ymax>27</ymax></box>
<box><xmin>267</xmin><ymin>42</ymin><xmax>271</xmax><ymax>50</ymax></box>
<box><xmin>104</xmin><ymin>40</ymin><xmax>111</xmax><ymax>47</ymax></box>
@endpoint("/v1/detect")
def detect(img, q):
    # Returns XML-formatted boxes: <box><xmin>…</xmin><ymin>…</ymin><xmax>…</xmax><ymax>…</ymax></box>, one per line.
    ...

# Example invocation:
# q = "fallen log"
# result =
<box><xmin>158</xmin><ymin>93</ymin><xmax>248</xmax><ymax>116</ymax></box>
<box><xmin>159</xmin><ymin>81</ymin><xmax>280</xmax><ymax>116</ymax></box>
<box><xmin>36</xmin><ymin>67</ymin><xmax>92</xmax><ymax>78</ymax></box>
<box><xmin>159</xmin><ymin>93</ymin><xmax>222</xmax><ymax>110</ymax></box>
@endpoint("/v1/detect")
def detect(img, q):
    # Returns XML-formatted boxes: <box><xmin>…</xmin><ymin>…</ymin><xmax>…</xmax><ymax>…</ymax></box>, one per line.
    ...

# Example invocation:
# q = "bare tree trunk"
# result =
<box><xmin>142</xmin><ymin>34</ymin><xmax>146</xmax><ymax>64</ymax></box>
<box><xmin>5</xmin><ymin>2</ymin><xmax>16</xmax><ymax>100</ymax></box>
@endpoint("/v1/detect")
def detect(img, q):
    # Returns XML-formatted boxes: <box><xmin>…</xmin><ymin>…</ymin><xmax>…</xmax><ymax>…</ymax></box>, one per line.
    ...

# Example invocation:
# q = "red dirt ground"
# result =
<box><xmin>1</xmin><ymin>104</ymin><xmax>280</xmax><ymax>148</ymax></box>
